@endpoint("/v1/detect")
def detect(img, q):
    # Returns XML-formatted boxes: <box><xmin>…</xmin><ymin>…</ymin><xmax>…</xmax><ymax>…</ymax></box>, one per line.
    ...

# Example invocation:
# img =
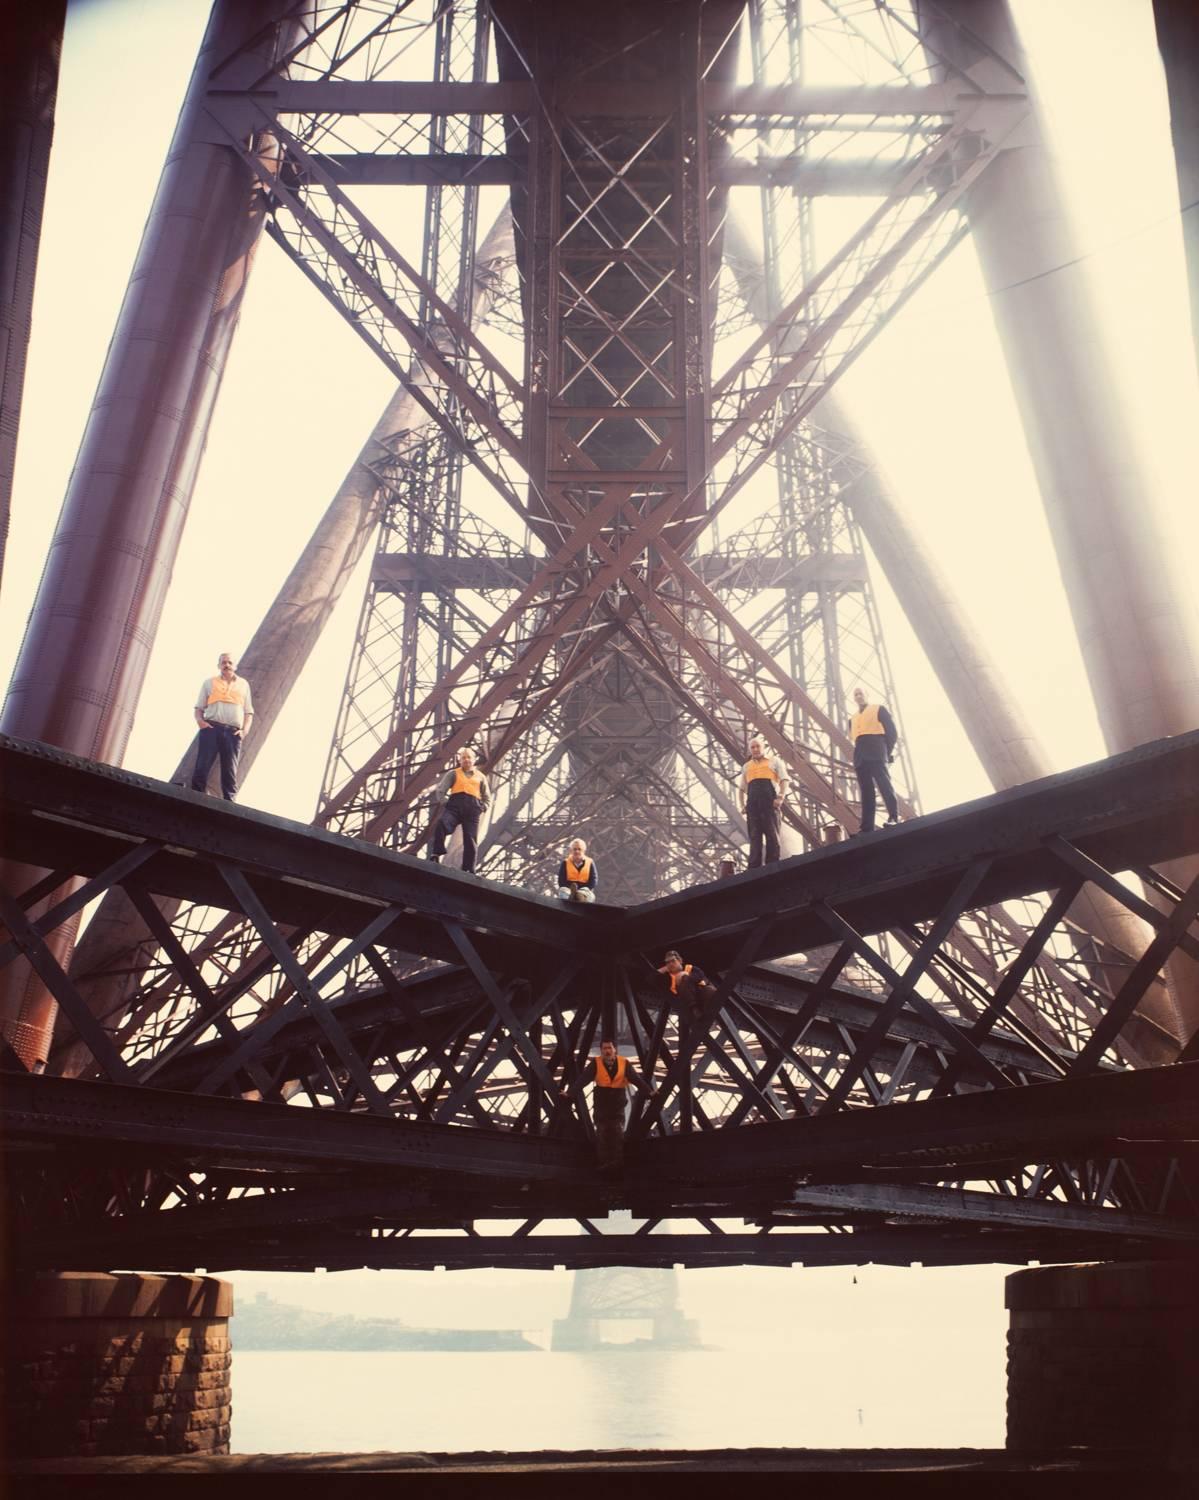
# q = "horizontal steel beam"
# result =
<box><xmin>39</xmin><ymin>1228</ymin><xmax>1184</xmax><ymax>1274</ymax></box>
<box><xmin>252</xmin><ymin>81</ymin><xmax>963</xmax><ymax>119</ymax></box>
<box><xmin>0</xmin><ymin>1073</ymin><xmax>588</xmax><ymax>1180</ymax></box>
<box><xmin>322</xmin><ymin>153</ymin><xmax>907</xmax><ymax>196</ymax></box>
<box><xmin>370</xmin><ymin>550</ymin><xmax>866</xmax><ymax>593</ymax></box>
<box><xmin>782</xmin><ymin>1181</ymin><xmax>1199</xmax><ymax>1242</ymax></box>
<box><xmin>634</xmin><ymin>1060</ymin><xmax>1199</xmax><ymax>1182</ymax></box>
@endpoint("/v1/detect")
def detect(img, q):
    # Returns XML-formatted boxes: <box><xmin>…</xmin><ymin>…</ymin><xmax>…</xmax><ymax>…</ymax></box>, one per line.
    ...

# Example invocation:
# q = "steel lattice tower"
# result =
<box><xmin>2</xmin><ymin>1</ymin><xmax>1198</xmax><ymax>1299</ymax></box>
<box><xmin>13</xmin><ymin>0</ymin><xmax>1181</xmax><ymax>1088</ymax></box>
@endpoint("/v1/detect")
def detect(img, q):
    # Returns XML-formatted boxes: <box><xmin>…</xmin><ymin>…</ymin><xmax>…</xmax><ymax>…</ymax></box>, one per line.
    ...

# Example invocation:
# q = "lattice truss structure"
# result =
<box><xmin>3</xmin><ymin>734</ymin><xmax>1198</xmax><ymax>1270</ymax></box>
<box><xmin>7</xmin><ymin>0</ymin><xmax>1198</xmax><ymax>1272</ymax></box>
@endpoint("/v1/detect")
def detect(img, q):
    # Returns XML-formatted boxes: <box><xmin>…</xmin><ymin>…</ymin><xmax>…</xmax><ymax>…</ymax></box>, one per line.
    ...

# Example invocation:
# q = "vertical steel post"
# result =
<box><xmin>0</xmin><ymin>0</ymin><xmax>66</xmax><ymax>589</ymax></box>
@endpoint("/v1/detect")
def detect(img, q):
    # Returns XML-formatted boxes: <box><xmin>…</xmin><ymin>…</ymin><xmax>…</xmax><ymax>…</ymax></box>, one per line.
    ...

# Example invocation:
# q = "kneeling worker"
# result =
<box><xmin>659</xmin><ymin>950</ymin><xmax>718</xmax><ymax>1023</ymax></box>
<box><xmin>557</xmin><ymin>837</ymin><xmax>597</xmax><ymax>903</ymax></box>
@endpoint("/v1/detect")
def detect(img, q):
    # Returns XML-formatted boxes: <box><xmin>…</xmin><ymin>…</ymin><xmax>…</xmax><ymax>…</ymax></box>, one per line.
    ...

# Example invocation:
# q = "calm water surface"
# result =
<box><xmin>231</xmin><ymin>1335</ymin><xmax>1006</xmax><ymax>1453</ymax></box>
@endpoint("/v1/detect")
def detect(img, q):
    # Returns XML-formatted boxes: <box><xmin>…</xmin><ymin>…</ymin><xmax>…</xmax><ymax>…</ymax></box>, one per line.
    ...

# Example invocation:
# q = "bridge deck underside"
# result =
<box><xmin>1</xmin><ymin>732</ymin><xmax>1198</xmax><ymax>1270</ymax></box>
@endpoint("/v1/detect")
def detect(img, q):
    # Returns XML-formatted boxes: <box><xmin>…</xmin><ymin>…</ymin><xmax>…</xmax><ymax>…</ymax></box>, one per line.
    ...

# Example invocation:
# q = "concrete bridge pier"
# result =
<box><xmin>1006</xmin><ymin>1260</ymin><xmax>1199</xmax><ymax>1468</ymax></box>
<box><xmin>4</xmin><ymin>1273</ymin><xmax>232</xmax><ymax>1459</ymax></box>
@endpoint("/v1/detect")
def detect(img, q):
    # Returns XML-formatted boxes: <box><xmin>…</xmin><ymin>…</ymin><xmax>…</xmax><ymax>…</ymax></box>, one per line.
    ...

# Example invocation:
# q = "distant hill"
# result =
<box><xmin>233</xmin><ymin>1290</ymin><xmax>540</xmax><ymax>1351</ymax></box>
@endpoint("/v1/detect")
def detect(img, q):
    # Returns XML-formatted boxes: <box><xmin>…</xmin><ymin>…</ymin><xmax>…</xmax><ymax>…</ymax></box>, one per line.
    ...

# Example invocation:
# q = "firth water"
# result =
<box><xmin>228</xmin><ymin>1265</ymin><xmax>1009</xmax><ymax>1453</ymax></box>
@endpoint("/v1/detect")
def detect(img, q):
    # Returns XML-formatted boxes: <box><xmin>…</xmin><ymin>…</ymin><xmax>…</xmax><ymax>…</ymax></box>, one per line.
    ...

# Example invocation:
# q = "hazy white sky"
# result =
<box><xmin>5</xmin><ymin>0</ymin><xmax>1197</xmax><ymax>830</ymax></box>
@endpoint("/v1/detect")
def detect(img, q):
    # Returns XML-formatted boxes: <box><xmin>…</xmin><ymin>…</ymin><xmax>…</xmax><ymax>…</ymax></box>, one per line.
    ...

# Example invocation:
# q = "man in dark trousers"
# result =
<box><xmin>739</xmin><ymin>735</ymin><xmax>790</xmax><ymax>867</ymax></box>
<box><xmin>563</xmin><ymin>1039</ymin><xmax>653</xmax><ymax>1173</ymax></box>
<box><xmin>191</xmin><ymin>651</ymin><xmax>254</xmax><ymax>802</ymax></box>
<box><xmin>849</xmin><ymin>685</ymin><xmax>901</xmax><ymax>832</ymax></box>
<box><xmin>429</xmin><ymin>745</ymin><xmax>490</xmax><ymax>873</ymax></box>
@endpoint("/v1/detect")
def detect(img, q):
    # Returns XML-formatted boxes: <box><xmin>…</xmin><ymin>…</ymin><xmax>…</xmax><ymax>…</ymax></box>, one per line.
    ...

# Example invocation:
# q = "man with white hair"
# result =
<box><xmin>557</xmin><ymin>836</ymin><xmax>597</xmax><ymax>902</ymax></box>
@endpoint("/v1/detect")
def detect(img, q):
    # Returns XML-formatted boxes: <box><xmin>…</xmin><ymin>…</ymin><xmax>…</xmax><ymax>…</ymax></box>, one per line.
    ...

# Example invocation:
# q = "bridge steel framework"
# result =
<box><xmin>1</xmin><ymin>0</ymin><xmax>1198</xmax><ymax>1277</ymax></box>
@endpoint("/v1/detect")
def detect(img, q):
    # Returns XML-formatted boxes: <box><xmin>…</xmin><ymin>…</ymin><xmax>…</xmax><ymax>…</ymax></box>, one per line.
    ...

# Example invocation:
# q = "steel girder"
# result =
<box><xmin>2</xmin><ymin>732</ymin><xmax>1199</xmax><ymax>1270</ymax></box>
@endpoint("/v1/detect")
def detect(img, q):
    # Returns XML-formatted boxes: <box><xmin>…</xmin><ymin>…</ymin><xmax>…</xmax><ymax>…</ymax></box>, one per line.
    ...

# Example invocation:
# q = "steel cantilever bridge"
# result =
<box><xmin>2</xmin><ymin>0</ymin><xmax>1199</xmax><ymax>1278</ymax></box>
<box><xmin>3</xmin><ymin>730</ymin><xmax>1198</xmax><ymax>1272</ymax></box>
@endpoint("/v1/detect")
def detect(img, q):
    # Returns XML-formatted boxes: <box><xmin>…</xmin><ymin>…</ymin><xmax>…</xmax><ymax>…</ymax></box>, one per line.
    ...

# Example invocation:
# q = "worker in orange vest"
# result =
<box><xmin>429</xmin><ymin>746</ymin><xmax>491</xmax><ymax>873</ymax></box>
<box><xmin>849</xmin><ymin>685</ymin><xmax>901</xmax><ymax>833</ymax></box>
<box><xmin>556</xmin><ymin>836</ymin><xmax>598</xmax><ymax>903</ymax></box>
<box><xmin>658</xmin><ymin>949</ymin><xmax>718</xmax><ymax>1023</ymax></box>
<box><xmin>739</xmin><ymin>735</ymin><xmax>790</xmax><ymax>867</ymax></box>
<box><xmin>562</xmin><ymin>1038</ymin><xmax>653</xmax><ymax>1173</ymax></box>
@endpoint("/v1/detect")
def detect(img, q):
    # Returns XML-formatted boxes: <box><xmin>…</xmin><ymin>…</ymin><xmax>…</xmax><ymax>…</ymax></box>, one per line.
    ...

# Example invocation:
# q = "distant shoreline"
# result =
<box><xmin>234</xmin><ymin>1292</ymin><xmax>541</xmax><ymax>1352</ymax></box>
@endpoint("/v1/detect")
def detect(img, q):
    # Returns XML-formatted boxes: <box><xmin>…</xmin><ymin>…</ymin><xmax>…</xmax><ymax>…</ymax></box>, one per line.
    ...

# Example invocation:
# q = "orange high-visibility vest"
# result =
<box><xmin>565</xmin><ymin>857</ymin><xmax>593</xmax><ymax>885</ymax></box>
<box><xmin>206</xmin><ymin>677</ymin><xmax>247</xmax><ymax>709</ymax></box>
<box><xmin>850</xmin><ymin>705</ymin><xmax>884</xmax><ymax>741</ymax></box>
<box><xmin>595</xmin><ymin>1056</ymin><xmax>628</xmax><ymax>1088</ymax></box>
<box><xmin>744</xmin><ymin>758</ymin><xmax>778</xmax><ymax>785</ymax></box>
<box><xmin>668</xmin><ymin>965</ymin><xmax>693</xmax><ymax>995</ymax></box>
<box><xmin>450</xmin><ymin>767</ymin><xmax>484</xmax><ymax>798</ymax></box>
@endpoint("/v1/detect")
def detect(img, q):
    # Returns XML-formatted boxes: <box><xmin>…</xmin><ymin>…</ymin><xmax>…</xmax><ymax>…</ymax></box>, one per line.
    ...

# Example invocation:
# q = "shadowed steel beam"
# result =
<box><xmin>1153</xmin><ymin>0</ymin><xmax>1199</xmax><ymax>378</ymax></box>
<box><xmin>0</xmin><ymin>1071</ymin><xmax>587</xmax><ymax>1182</ymax></box>
<box><xmin>636</xmin><ymin>1059</ymin><xmax>1199</xmax><ymax>1183</ymax></box>
<box><xmin>783</xmin><ymin>1182</ymin><xmax>1199</xmax><ymax>1243</ymax></box>
<box><xmin>0</xmin><ymin>0</ymin><xmax>65</xmax><ymax>588</ymax></box>
<box><xmin>0</xmin><ymin>0</ymin><xmax>301</xmax><ymax>1069</ymax></box>
<box><xmin>23</xmin><ymin>1229</ymin><xmax>1189</xmax><ymax>1273</ymax></box>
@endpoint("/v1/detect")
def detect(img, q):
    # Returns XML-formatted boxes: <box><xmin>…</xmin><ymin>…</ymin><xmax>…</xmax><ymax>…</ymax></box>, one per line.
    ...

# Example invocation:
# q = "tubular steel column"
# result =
<box><xmin>0</xmin><ymin>0</ymin><xmax>66</xmax><ymax>589</ymax></box>
<box><xmin>919</xmin><ymin>0</ymin><xmax>1199</xmax><ymax>755</ymax></box>
<box><xmin>920</xmin><ymin>0</ymin><xmax>1199</xmax><ymax>1036</ymax></box>
<box><xmin>1153</xmin><ymin>0</ymin><xmax>1199</xmax><ymax>379</ymax></box>
<box><xmin>0</xmin><ymin>0</ymin><xmax>296</xmax><ymax>1069</ymax></box>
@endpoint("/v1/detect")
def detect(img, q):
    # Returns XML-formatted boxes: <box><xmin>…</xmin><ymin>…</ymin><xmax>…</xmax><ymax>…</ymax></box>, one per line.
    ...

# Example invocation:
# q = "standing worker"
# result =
<box><xmin>429</xmin><ymin>746</ymin><xmax>490</xmax><ymax>874</ymax></box>
<box><xmin>849</xmin><ymin>685</ymin><xmax>901</xmax><ymax>833</ymax></box>
<box><xmin>562</xmin><ymin>1038</ymin><xmax>653</xmax><ymax>1174</ymax></box>
<box><xmin>739</xmin><ymin>735</ymin><xmax>790</xmax><ymax>867</ymax></box>
<box><xmin>557</xmin><ymin>837</ymin><xmax>597</xmax><ymax>903</ymax></box>
<box><xmin>191</xmin><ymin>651</ymin><xmax>254</xmax><ymax>802</ymax></box>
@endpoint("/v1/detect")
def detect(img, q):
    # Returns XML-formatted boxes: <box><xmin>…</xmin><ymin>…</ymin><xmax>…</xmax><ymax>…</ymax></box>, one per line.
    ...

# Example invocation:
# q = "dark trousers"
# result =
<box><xmin>855</xmin><ymin>757</ymin><xmax>897</xmax><ymax>831</ymax></box>
<box><xmin>746</xmin><ymin>797</ymin><xmax>780</xmax><ymax>867</ymax></box>
<box><xmin>674</xmin><ymin>975</ymin><xmax>713</xmax><ymax>1027</ymax></box>
<box><xmin>430</xmin><ymin>793</ymin><xmax>482</xmax><ymax>872</ymax></box>
<box><xmin>191</xmin><ymin>724</ymin><xmax>242</xmax><ymax>801</ymax></box>
<box><xmin>595</xmin><ymin>1114</ymin><xmax>626</xmax><ymax>1172</ymax></box>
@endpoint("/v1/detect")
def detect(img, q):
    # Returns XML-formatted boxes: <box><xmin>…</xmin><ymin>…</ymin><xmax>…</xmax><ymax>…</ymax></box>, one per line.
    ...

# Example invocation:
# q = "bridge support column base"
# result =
<box><xmin>3</xmin><ymin>1273</ymin><xmax>232</xmax><ymax>1459</ymax></box>
<box><xmin>1005</xmin><ymin>1260</ymin><xmax>1199</xmax><ymax>1466</ymax></box>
